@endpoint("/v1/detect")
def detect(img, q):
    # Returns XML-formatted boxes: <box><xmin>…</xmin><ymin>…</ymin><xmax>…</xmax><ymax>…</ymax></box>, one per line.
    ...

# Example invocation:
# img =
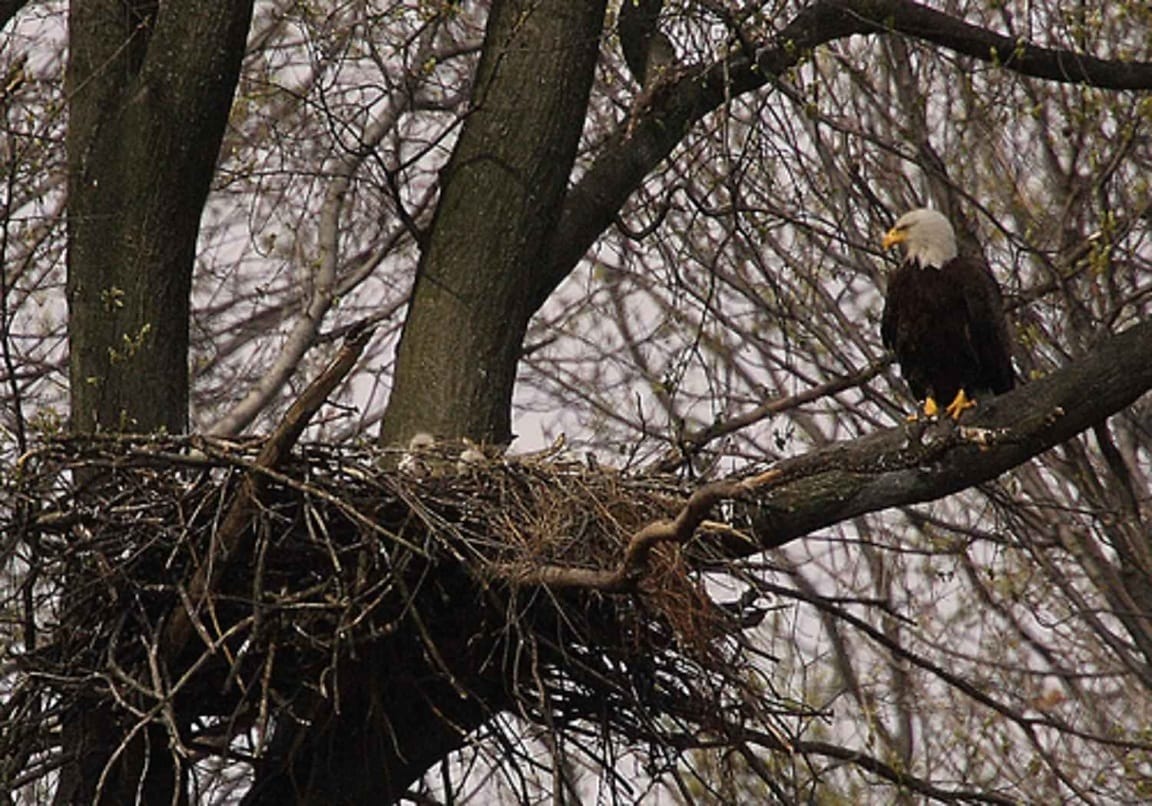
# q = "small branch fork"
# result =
<box><xmin>651</xmin><ymin>361</ymin><xmax>889</xmax><ymax>474</ymax></box>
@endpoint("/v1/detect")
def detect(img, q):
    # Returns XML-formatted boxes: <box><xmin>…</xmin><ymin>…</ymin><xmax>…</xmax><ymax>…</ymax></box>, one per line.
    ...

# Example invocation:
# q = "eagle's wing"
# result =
<box><xmin>880</xmin><ymin>266</ymin><xmax>909</xmax><ymax>351</ymax></box>
<box><xmin>956</xmin><ymin>257</ymin><xmax>1015</xmax><ymax>393</ymax></box>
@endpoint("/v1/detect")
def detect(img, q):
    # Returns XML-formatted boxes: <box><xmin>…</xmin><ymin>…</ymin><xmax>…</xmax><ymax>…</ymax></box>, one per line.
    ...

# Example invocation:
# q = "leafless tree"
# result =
<box><xmin>2</xmin><ymin>1</ymin><xmax>1152</xmax><ymax>803</ymax></box>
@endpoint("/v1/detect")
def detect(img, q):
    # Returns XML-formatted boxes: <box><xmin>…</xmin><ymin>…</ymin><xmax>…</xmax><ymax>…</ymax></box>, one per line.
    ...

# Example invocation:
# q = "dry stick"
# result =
<box><xmin>650</xmin><ymin>361</ymin><xmax>889</xmax><ymax>473</ymax></box>
<box><xmin>492</xmin><ymin>468</ymin><xmax>783</xmax><ymax>592</ymax></box>
<box><xmin>161</xmin><ymin>324</ymin><xmax>374</xmax><ymax>659</ymax></box>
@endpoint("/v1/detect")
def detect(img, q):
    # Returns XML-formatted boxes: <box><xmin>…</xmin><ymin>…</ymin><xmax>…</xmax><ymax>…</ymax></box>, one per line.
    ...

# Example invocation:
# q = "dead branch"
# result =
<box><xmin>489</xmin><ymin>469</ymin><xmax>783</xmax><ymax>592</ymax></box>
<box><xmin>650</xmin><ymin>361</ymin><xmax>889</xmax><ymax>473</ymax></box>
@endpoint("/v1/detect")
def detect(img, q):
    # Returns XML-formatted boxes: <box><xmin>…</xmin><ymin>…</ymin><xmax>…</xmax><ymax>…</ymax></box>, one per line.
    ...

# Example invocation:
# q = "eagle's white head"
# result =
<box><xmin>882</xmin><ymin>208</ymin><xmax>958</xmax><ymax>269</ymax></box>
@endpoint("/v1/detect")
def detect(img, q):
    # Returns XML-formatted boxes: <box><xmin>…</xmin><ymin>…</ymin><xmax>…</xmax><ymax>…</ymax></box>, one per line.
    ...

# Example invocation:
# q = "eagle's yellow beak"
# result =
<box><xmin>882</xmin><ymin>227</ymin><xmax>906</xmax><ymax>251</ymax></box>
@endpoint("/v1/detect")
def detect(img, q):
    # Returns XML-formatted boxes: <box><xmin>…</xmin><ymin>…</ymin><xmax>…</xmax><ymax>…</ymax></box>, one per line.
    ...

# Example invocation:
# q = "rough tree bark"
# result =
<box><xmin>378</xmin><ymin>0</ymin><xmax>607</xmax><ymax>448</ymax></box>
<box><xmin>67</xmin><ymin>0</ymin><xmax>253</xmax><ymax>434</ymax></box>
<box><xmin>59</xmin><ymin>2</ymin><xmax>254</xmax><ymax>803</ymax></box>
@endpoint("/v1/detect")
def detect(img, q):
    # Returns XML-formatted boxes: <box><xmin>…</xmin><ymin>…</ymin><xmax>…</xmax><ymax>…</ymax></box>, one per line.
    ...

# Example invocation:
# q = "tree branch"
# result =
<box><xmin>617</xmin><ymin>0</ymin><xmax>663</xmax><ymax>86</ymax></box>
<box><xmin>207</xmin><ymin>26</ymin><xmax>438</xmax><ymax>437</ymax></box>
<box><xmin>495</xmin><ymin>320</ymin><xmax>1152</xmax><ymax>589</ymax></box>
<box><xmin>735</xmin><ymin>318</ymin><xmax>1152</xmax><ymax>553</ymax></box>
<box><xmin>790</xmin><ymin>737</ymin><xmax>1018</xmax><ymax>803</ymax></box>
<box><xmin>846</xmin><ymin>0</ymin><xmax>1152</xmax><ymax>89</ymax></box>
<box><xmin>650</xmin><ymin>359</ymin><xmax>890</xmax><ymax>473</ymax></box>
<box><xmin>0</xmin><ymin>0</ymin><xmax>28</xmax><ymax>32</ymax></box>
<box><xmin>162</xmin><ymin>324</ymin><xmax>373</xmax><ymax>659</ymax></box>
<box><xmin>739</xmin><ymin>731</ymin><xmax>1019</xmax><ymax>805</ymax></box>
<box><xmin>491</xmin><ymin>468</ymin><xmax>781</xmax><ymax>591</ymax></box>
<box><xmin>539</xmin><ymin>0</ymin><xmax>1152</xmax><ymax>308</ymax></box>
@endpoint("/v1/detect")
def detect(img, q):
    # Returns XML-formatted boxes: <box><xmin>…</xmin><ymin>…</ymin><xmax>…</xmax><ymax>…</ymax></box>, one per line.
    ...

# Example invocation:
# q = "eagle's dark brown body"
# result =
<box><xmin>882</xmin><ymin>255</ymin><xmax>1015</xmax><ymax>407</ymax></box>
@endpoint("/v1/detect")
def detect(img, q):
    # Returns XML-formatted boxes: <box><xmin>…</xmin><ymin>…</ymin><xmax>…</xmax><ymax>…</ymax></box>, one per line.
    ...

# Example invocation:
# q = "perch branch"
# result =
<box><xmin>721</xmin><ymin>318</ymin><xmax>1152</xmax><ymax>555</ymax></box>
<box><xmin>492</xmin><ymin>319</ymin><xmax>1152</xmax><ymax>590</ymax></box>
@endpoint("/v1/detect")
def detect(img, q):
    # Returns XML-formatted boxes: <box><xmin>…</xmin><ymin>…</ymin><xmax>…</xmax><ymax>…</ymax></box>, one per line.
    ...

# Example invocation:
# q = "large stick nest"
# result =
<box><xmin>2</xmin><ymin>435</ymin><xmax>788</xmax><ymax>793</ymax></box>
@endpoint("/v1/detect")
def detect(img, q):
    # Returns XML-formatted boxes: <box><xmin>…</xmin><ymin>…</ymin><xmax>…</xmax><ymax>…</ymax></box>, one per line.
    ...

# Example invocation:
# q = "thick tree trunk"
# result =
<box><xmin>67</xmin><ymin>0</ymin><xmax>253</xmax><ymax>434</ymax></box>
<box><xmin>60</xmin><ymin>2</ymin><xmax>253</xmax><ymax>802</ymax></box>
<box><xmin>379</xmin><ymin>0</ymin><xmax>607</xmax><ymax>447</ymax></box>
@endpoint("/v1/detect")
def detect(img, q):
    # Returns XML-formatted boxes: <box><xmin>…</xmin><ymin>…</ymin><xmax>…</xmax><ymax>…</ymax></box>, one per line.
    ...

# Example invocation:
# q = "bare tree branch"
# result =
<box><xmin>650</xmin><ymin>360</ymin><xmax>890</xmax><ymax>473</ymax></box>
<box><xmin>736</xmin><ymin>318</ymin><xmax>1152</xmax><ymax>553</ymax></box>
<box><xmin>0</xmin><ymin>0</ymin><xmax>28</xmax><ymax>32</ymax></box>
<box><xmin>540</xmin><ymin>0</ymin><xmax>1152</xmax><ymax>307</ymax></box>
<box><xmin>495</xmin><ymin>319</ymin><xmax>1152</xmax><ymax>589</ymax></box>
<box><xmin>742</xmin><ymin>733</ymin><xmax>1019</xmax><ymax>805</ymax></box>
<box><xmin>162</xmin><ymin>324</ymin><xmax>373</xmax><ymax>659</ymax></box>
<box><xmin>492</xmin><ymin>468</ymin><xmax>782</xmax><ymax>591</ymax></box>
<box><xmin>206</xmin><ymin>27</ymin><xmax>439</xmax><ymax>437</ymax></box>
<box><xmin>849</xmin><ymin>0</ymin><xmax>1152</xmax><ymax>88</ymax></box>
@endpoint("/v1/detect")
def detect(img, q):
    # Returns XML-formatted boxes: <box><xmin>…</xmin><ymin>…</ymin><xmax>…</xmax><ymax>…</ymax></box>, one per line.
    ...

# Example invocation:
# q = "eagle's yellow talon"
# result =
<box><xmin>944</xmin><ymin>389</ymin><xmax>976</xmax><ymax>420</ymax></box>
<box><xmin>904</xmin><ymin>396</ymin><xmax>939</xmax><ymax>421</ymax></box>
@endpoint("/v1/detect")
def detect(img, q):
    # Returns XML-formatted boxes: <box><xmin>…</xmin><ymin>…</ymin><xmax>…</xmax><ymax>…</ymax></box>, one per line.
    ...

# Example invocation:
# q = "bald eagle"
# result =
<box><xmin>881</xmin><ymin>208</ymin><xmax>1014</xmax><ymax>419</ymax></box>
